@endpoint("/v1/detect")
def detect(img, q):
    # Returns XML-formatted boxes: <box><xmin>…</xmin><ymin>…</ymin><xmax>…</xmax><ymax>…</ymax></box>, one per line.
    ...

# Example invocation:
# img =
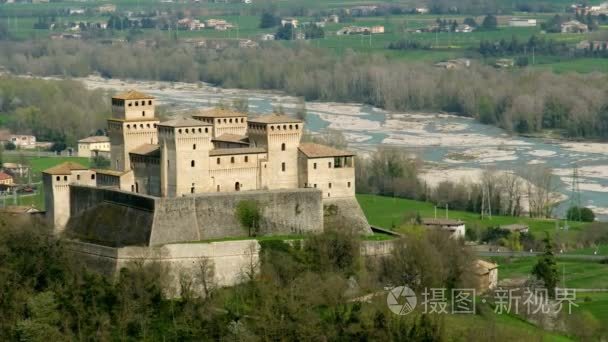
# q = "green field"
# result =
<box><xmin>356</xmin><ymin>193</ymin><xmax>585</xmax><ymax>238</ymax></box>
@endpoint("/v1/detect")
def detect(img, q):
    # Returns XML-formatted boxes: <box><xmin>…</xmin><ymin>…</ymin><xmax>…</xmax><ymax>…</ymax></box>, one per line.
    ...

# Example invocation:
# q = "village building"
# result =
<box><xmin>0</xmin><ymin>171</ymin><xmax>14</xmax><ymax>186</ymax></box>
<box><xmin>370</xmin><ymin>25</ymin><xmax>385</xmax><ymax>34</ymax></box>
<box><xmin>97</xmin><ymin>4</ymin><xmax>117</xmax><ymax>13</ymax></box>
<box><xmin>561</xmin><ymin>20</ymin><xmax>589</xmax><ymax>33</ymax></box>
<box><xmin>177</xmin><ymin>18</ymin><xmax>204</xmax><ymax>30</ymax></box>
<box><xmin>500</xmin><ymin>223</ymin><xmax>529</xmax><ymax>234</ymax></box>
<box><xmin>260</xmin><ymin>33</ymin><xmax>275</xmax><ymax>41</ymax></box>
<box><xmin>2</xmin><ymin>163</ymin><xmax>28</xmax><ymax>177</ymax></box>
<box><xmin>473</xmin><ymin>259</ymin><xmax>498</xmax><ymax>292</ymax></box>
<box><xmin>421</xmin><ymin>218</ymin><xmax>465</xmax><ymax>238</ymax></box>
<box><xmin>43</xmin><ymin>91</ymin><xmax>363</xmax><ymax>232</ymax></box>
<box><xmin>7</xmin><ymin>134</ymin><xmax>36</xmax><ymax>148</ymax></box>
<box><xmin>455</xmin><ymin>24</ymin><xmax>474</xmax><ymax>33</ymax></box>
<box><xmin>434</xmin><ymin>58</ymin><xmax>471</xmax><ymax>69</ymax></box>
<box><xmin>508</xmin><ymin>18</ymin><xmax>537</xmax><ymax>27</ymax></box>
<box><xmin>576</xmin><ymin>40</ymin><xmax>608</xmax><ymax>50</ymax></box>
<box><xmin>328</xmin><ymin>14</ymin><xmax>340</xmax><ymax>23</ymax></box>
<box><xmin>281</xmin><ymin>18</ymin><xmax>299</xmax><ymax>28</ymax></box>
<box><xmin>78</xmin><ymin>136</ymin><xmax>111</xmax><ymax>158</ymax></box>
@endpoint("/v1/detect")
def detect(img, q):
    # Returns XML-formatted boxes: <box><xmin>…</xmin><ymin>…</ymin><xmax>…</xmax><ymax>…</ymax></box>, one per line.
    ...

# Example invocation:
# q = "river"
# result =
<box><xmin>75</xmin><ymin>76</ymin><xmax>608</xmax><ymax>220</ymax></box>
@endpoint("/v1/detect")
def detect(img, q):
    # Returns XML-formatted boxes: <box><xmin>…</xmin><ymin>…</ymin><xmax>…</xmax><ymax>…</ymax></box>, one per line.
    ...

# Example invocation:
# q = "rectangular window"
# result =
<box><xmin>217</xmin><ymin>158</ymin><xmax>221</xmax><ymax>165</ymax></box>
<box><xmin>282</xmin><ymin>162</ymin><xmax>286</xmax><ymax>172</ymax></box>
<box><xmin>347</xmin><ymin>181</ymin><xmax>351</xmax><ymax>188</ymax></box>
<box><xmin>313</xmin><ymin>163</ymin><xmax>317</xmax><ymax>169</ymax></box>
<box><xmin>328</xmin><ymin>162</ymin><xmax>332</xmax><ymax>168</ymax></box>
<box><xmin>244</xmin><ymin>156</ymin><xmax>249</xmax><ymax>162</ymax></box>
<box><xmin>328</xmin><ymin>183</ymin><xmax>332</xmax><ymax>189</ymax></box>
<box><xmin>314</xmin><ymin>184</ymin><xmax>317</xmax><ymax>188</ymax></box>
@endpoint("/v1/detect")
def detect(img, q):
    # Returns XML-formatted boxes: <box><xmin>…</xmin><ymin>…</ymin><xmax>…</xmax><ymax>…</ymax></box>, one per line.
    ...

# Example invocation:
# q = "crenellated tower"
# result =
<box><xmin>108</xmin><ymin>91</ymin><xmax>160</xmax><ymax>172</ymax></box>
<box><xmin>158</xmin><ymin>117</ymin><xmax>213</xmax><ymax>197</ymax></box>
<box><xmin>247</xmin><ymin>115</ymin><xmax>303</xmax><ymax>189</ymax></box>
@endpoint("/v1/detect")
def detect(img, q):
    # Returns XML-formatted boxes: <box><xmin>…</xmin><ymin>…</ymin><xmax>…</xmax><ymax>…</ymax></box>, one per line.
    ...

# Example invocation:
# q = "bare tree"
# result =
<box><xmin>195</xmin><ymin>257</ymin><xmax>216</xmax><ymax>298</ymax></box>
<box><xmin>522</xmin><ymin>165</ymin><xmax>559</xmax><ymax>218</ymax></box>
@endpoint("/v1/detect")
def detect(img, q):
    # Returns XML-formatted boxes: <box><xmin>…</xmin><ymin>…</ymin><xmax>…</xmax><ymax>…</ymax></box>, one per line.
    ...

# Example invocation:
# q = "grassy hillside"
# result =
<box><xmin>356</xmin><ymin>193</ymin><xmax>585</xmax><ymax>238</ymax></box>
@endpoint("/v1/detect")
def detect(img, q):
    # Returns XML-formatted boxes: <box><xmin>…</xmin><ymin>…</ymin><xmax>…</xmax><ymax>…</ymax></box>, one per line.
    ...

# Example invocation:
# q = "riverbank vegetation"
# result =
<box><xmin>0</xmin><ymin>76</ymin><xmax>109</xmax><ymax>146</ymax></box>
<box><xmin>2</xmin><ymin>40</ymin><xmax>608</xmax><ymax>139</ymax></box>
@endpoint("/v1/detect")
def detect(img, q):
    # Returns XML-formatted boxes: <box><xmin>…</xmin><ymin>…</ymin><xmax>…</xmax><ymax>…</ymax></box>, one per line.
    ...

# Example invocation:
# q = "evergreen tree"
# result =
<box><xmin>481</xmin><ymin>14</ymin><xmax>498</xmax><ymax>30</ymax></box>
<box><xmin>532</xmin><ymin>235</ymin><xmax>558</xmax><ymax>298</ymax></box>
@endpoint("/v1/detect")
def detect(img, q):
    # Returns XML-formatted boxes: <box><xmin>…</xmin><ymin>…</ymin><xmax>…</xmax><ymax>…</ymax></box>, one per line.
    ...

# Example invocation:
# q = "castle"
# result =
<box><xmin>39</xmin><ymin>90</ymin><xmax>372</xmax><ymax>295</ymax></box>
<box><xmin>43</xmin><ymin>90</ymin><xmax>369</xmax><ymax>243</ymax></box>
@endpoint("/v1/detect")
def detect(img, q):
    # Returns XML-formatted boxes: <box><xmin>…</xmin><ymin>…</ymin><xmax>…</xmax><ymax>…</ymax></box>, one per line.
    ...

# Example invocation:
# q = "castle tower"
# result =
<box><xmin>108</xmin><ymin>90</ymin><xmax>160</xmax><ymax>172</ymax></box>
<box><xmin>42</xmin><ymin>162</ymin><xmax>96</xmax><ymax>233</ymax></box>
<box><xmin>248</xmin><ymin>115</ymin><xmax>303</xmax><ymax>189</ymax></box>
<box><xmin>192</xmin><ymin>108</ymin><xmax>248</xmax><ymax>138</ymax></box>
<box><xmin>158</xmin><ymin>117</ymin><xmax>213</xmax><ymax>197</ymax></box>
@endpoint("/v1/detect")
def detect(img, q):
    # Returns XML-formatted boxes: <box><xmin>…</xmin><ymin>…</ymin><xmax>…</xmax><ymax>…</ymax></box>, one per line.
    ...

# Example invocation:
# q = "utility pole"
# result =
<box><xmin>445</xmin><ymin>204</ymin><xmax>448</xmax><ymax>219</ymax></box>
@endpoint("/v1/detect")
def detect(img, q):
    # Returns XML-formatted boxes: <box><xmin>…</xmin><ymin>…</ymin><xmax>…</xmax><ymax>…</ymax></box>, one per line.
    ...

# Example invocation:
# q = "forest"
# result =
<box><xmin>1</xmin><ymin>39</ymin><xmax>607</xmax><ymax>139</ymax></box>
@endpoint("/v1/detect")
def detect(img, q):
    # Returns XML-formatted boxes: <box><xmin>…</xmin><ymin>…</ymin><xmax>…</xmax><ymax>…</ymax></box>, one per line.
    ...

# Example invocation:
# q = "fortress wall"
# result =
<box><xmin>66</xmin><ymin>239</ymin><xmax>260</xmax><ymax>298</ymax></box>
<box><xmin>323</xmin><ymin>198</ymin><xmax>373</xmax><ymax>235</ymax></box>
<box><xmin>66</xmin><ymin>186</ymin><xmax>157</xmax><ymax>246</ymax></box>
<box><xmin>192</xmin><ymin>188</ymin><xmax>324</xmax><ymax>240</ymax></box>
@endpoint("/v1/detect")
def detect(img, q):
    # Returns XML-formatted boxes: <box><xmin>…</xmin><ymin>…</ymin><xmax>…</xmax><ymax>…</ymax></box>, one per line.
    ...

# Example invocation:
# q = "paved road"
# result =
<box><xmin>476</xmin><ymin>251</ymin><xmax>607</xmax><ymax>261</ymax></box>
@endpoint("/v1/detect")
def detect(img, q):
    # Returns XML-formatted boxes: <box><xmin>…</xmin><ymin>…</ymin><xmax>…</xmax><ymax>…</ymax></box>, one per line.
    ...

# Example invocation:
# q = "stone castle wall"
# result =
<box><xmin>66</xmin><ymin>185</ymin><xmax>324</xmax><ymax>247</ymax></box>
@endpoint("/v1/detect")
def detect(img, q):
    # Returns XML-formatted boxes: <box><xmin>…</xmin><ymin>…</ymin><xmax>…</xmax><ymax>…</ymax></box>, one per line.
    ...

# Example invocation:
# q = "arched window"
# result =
<box><xmin>229</xmin><ymin>119</ymin><xmax>233</xmax><ymax>123</ymax></box>
<box><xmin>185</xmin><ymin>128</ymin><xmax>189</xmax><ymax>133</ymax></box>
<box><xmin>295</xmin><ymin>124</ymin><xmax>299</xmax><ymax>129</ymax></box>
<box><xmin>282</xmin><ymin>162</ymin><xmax>286</xmax><ymax>172</ymax></box>
<box><xmin>77</xmin><ymin>174</ymin><xmax>80</xmax><ymax>181</ymax></box>
<box><xmin>63</xmin><ymin>176</ymin><xmax>68</xmax><ymax>181</ymax></box>
<box><xmin>193</xmin><ymin>144</ymin><xmax>196</xmax><ymax>150</ymax></box>
<box><xmin>142</xmin><ymin>111</ymin><xmax>146</xmax><ymax>117</ymax></box>
<box><xmin>328</xmin><ymin>182</ymin><xmax>332</xmax><ymax>189</ymax></box>
<box><xmin>191</xmin><ymin>160</ymin><xmax>195</xmax><ymax>167</ymax></box>
<box><xmin>135</xmin><ymin>101</ymin><xmax>139</xmax><ymax>106</ymax></box>
<box><xmin>281</xmin><ymin>143</ymin><xmax>286</xmax><ymax>151</ymax></box>
<box><xmin>91</xmin><ymin>174</ymin><xmax>96</xmax><ymax>180</ymax></box>
<box><xmin>205</xmin><ymin>128</ymin><xmax>209</xmax><ymax>133</ymax></box>
<box><xmin>217</xmin><ymin>185</ymin><xmax>220</xmax><ymax>192</ymax></box>
<box><xmin>56</xmin><ymin>176</ymin><xmax>60</xmax><ymax>181</ymax></box>
<box><xmin>148</xmin><ymin>100</ymin><xmax>152</xmax><ymax>105</ymax></box>
<box><xmin>231</xmin><ymin>156</ymin><xmax>235</xmax><ymax>163</ymax></box>
<box><xmin>178</xmin><ymin>129</ymin><xmax>182</xmax><ymax>134</ymax></box>
<box><xmin>217</xmin><ymin>158</ymin><xmax>221</xmax><ymax>165</ymax></box>
<box><xmin>235</xmin><ymin>182</ymin><xmax>240</xmax><ymax>191</ymax></box>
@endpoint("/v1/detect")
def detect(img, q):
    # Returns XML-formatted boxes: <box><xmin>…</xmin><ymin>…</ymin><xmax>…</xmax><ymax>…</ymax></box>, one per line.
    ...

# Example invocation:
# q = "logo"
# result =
<box><xmin>387</xmin><ymin>286</ymin><xmax>417</xmax><ymax>315</ymax></box>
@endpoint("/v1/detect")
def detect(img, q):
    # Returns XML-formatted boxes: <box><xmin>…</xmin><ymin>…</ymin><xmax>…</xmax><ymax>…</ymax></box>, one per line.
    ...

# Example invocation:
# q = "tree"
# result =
<box><xmin>91</xmin><ymin>155</ymin><xmax>110</xmax><ymax>169</ymax></box>
<box><xmin>275</xmin><ymin>23</ymin><xmax>294</xmax><ymax>40</ymax></box>
<box><xmin>463</xmin><ymin>17</ymin><xmax>478</xmax><ymax>27</ymax></box>
<box><xmin>567</xmin><ymin>206</ymin><xmax>595</xmax><ymax>222</ymax></box>
<box><xmin>4</xmin><ymin>141</ymin><xmax>16</xmax><ymax>151</ymax></box>
<box><xmin>259</xmin><ymin>12</ymin><xmax>279</xmax><ymax>29</ymax></box>
<box><xmin>236</xmin><ymin>200</ymin><xmax>261</xmax><ymax>237</ymax></box>
<box><xmin>532</xmin><ymin>235</ymin><xmax>558</xmax><ymax>298</ymax></box>
<box><xmin>481</xmin><ymin>14</ymin><xmax>498</xmax><ymax>30</ymax></box>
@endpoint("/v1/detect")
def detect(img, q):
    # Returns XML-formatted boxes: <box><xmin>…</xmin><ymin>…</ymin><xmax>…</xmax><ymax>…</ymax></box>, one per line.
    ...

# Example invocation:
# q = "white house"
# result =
<box><xmin>421</xmin><ymin>218</ymin><xmax>465</xmax><ymax>238</ymax></box>
<box><xmin>509</xmin><ymin>18</ymin><xmax>537</xmax><ymax>27</ymax></box>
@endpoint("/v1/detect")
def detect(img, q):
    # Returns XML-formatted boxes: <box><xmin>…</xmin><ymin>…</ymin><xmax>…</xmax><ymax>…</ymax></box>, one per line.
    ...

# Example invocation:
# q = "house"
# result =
<box><xmin>473</xmin><ymin>259</ymin><xmax>498</xmax><ymax>292</ymax></box>
<box><xmin>239</xmin><ymin>39</ymin><xmax>258</xmax><ymax>48</ymax></box>
<box><xmin>371</xmin><ymin>25</ymin><xmax>384</xmax><ymax>34</ymax></box>
<box><xmin>337</xmin><ymin>26</ymin><xmax>370</xmax><ymax>35</ymax></box>
<box><xmin>78</xmin><ymin>136</ymin><xmax>111</xmax><ymax>158</ymax></box>
<box><xmin>455</xmin><ymin>24</ymin><xmax>473</xmax><ymax>33</ymax></box>
<box><xmin>294</xmin><ymin>31</ymin><xmax>306</xmax><ymax>40</ymax></box>
<box><xmin>204</xmin><ymin>19</ymin><xmax>227</xmax><ymax>28</ymax></box>
<box><xmin>177</xmin><ymin>18</ymin><xmax>204</xmax><ymax>31</ymax></box>
<box><xmin>561</xmin><ymin>20</ymin><xmax>588</xmax><ymax>33</ymax></box>
<box><xmin>0</xmin><ymin>172</ymin><xmax>14</xmax><ymax>185</ymax></box>
<box><xmin>495</xmin><ymin>58</ymin><xmax>515</xmax><ymax>68</ymax></box>
<box><xmin>415</xmin><ymin>7</ymin><xmax>430</xmax><ymax>14</ymax></box>
<box><xmin>434</xmin><ymin>58</ymin><xmax>470</xmax><ymax>69</ymax></box>
<box><xmin>260</xmin><ymin>33</ymin><xmax>275</xmax><ymax>41</ymax></box>
<box><xmin>576</xmin><ymin>40</ymin><xmax>608</xmax><ymax>50</ymax></box>
<box><xmin>2</xmin><ymin>163</ymin><xmax>28</xmax><ymax>177</ymax></box>
<box><xmin>421</xmin><ymin>218</ymin><xmax>465</xmax><ymax>238</ymax></box>
<box><xmin>97</xmin><ymin>4</ymin><xmax>117</xmax><ymax>13</ymax></box>
<box><xmin>500</xmin><ymin>224</ymin><xmax>529</xmax><ymax>234</ymax></box>
<box><xmin>9</xmin><ymin>134</ymin><xmax>36</xmax><ymax>148</ymax></box>
<box><xmin>281</xmin><ymin>18</ymin><xmax>299</xmax><ymax>28</ymax></box>
<box><xmin>242</xmin><ymin>0</ymin><xmax>252</xmax><ymax>3</ymax></box>
<box><xmin>328</xmin><ymin>14</ymin><xmax>340</xmax><ymax>23</ymax></box>
<box><xmin>509</xmin><ymin>18</ymin><xmax>537</xmax><ymax>27</ymax></box>
<box><xmin>68</xmin><ymin>8</ymin><xmax>85</xmax><ymax>15</ymax></box>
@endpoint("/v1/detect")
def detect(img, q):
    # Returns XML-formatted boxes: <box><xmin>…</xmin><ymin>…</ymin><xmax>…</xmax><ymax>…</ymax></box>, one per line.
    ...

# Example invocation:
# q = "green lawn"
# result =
<box><xmin>489</xmin><ymin>257</ymin><xmax>608</xmax><ymax>289</ymax></box>
<box><xmin>356</xmin><ymin>194</ymin><xmax>585</xmax><ymax>238</ymax></box>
